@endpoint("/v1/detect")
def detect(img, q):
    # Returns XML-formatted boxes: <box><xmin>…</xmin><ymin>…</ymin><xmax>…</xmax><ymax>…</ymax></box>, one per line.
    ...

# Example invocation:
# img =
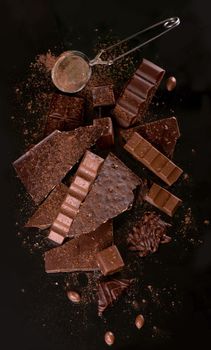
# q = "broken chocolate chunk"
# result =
<box><xmin>93</xmin><ymin>117</ymin><xmax>114</xmax><ymax>148</ymax></box>
<box><xmin>91</xmin><ymin>85</ymin><xmax>115</xmax><ymax>107</ymax></box>
<box><xmin>96</xmin><ymin>245</ymin><xmax>125</xmax><ymax>276</ymax></box>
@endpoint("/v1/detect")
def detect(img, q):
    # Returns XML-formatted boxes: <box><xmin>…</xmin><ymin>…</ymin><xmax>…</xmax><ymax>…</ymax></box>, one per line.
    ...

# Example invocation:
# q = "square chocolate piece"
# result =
<box><xmin>93</xmin><ymin>117</ymin><xmax>114</xmax><ymax>148</ymax></box>
<box><xmin>96</xmin><ymin>245</ymin><xmax>125</xmax><ymax>276</ymax></box>
<box><xmin>91</xmin><ymin>85</ymin><xmax>115</xmax><ymax>107</ymax></box>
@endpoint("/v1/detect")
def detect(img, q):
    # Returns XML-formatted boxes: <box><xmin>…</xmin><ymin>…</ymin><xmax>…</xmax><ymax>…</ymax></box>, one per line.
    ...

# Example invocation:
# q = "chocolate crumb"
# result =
<box><xmin>135</xmin><ymin>314</ymin><xmax>145</xmax><ymax>329</ymax></box>
<box><xmin>67</xmin><ymin>290</ymin><xmax>81</xmax><ymax>303</ymax></box>
<box><xmin>104</xmin><ymin>331</ymin><xmax>115</xmax><ymax>346</ymax></box>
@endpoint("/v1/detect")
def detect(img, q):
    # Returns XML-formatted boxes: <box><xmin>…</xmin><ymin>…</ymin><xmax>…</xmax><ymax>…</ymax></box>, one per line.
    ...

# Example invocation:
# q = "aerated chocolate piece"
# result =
<box><xmin>48</xmin><ymin>151</ymin><xmax>104</xmax><ymax>244</ymax></box>
<box><xmin>68</xmin><ymin>153</ymin><xmax>141</xmax><ymax>238</ymax></box>
<box><xmin>120</xmin><ymin>117</ymin><xmax>180</xmax><ymax>158</ymax></box>
<box><xmin>124</xmin><ymin>132</ymin><xmax>183</xmax><ymax>186</ymax></box>
<box><xmin>113</xmin><ymin>59</ymin><xmax>165</xmax><ymax>127</ymax></box>
<box><xmin>25</xmin><ymin>183</ymin><xmax>68</xmax><ymax>230</ymax></box>
<box><xmin>13</xmin><ymin>126</ymin><xmax>103</xmax><ymax>204</ymax></box>
<box><xmin>127</xmin><ymin>211</ymin><xmax>171</xmax><ymax>257</ymax></box>
<box><xmin>144</xmin><ymin>183</ymin><xmax>182</xmax><ymax>217</ymax></box>
<box><xmin>44</xmin><ymin>94</ymin><xmax>85</xmax><ymax>136</ymax></box>
<box><xmin>96</xmin><ymin>245</ymin><xmax>125</xmax><ymax>276</ymax></box>
<box><xmin>93</xmin><ymin>117</ymin><xmax>114</xmax><ymax>148</ymax></box>
<box><xmin>98</xmin><ymin>279</ymin><xmax>132</xmax><ymax>316</ymax></box>
<box><xmin>45</xmin><ymin>221</ymin><xmax>113</xmax><ymax>273</ymax></box>
<box><xmin>91</xmin><ymin>85</ymin><xmax>115</xmax><ymax>107</ymax></box>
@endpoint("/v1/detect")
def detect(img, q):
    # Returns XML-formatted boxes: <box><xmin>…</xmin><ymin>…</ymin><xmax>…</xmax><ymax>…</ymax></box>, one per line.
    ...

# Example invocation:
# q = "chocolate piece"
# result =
<box><xmin>13</xmin><ymin>126</ymin><xmax>103</xmax><ymax>204</ymax></box>
<box><xmin>96</xmin><ymin>245</ymin><xmax>124</xmax><ymax>276</ymax></box>
<box><xmin>91</xmin><ymin>85</ymin><xmax>115</xmax><ymax>107</ymax></box>
<box><xmin>135</xmin><ymin>314</ymin><xmax>145</xmax><ymax>329</ymax></box>
<box><xmin>67</xmin><ymin>290</ymin><xmax>81</xmax><ymax>303</ymax></box>
<box><xmin>68</xmin><ymin>153</ymin><xmax>141</xmax><ymax>238</ymax></box>
<box><xmin>104</xmin><ymin>332</ymin><xmax>115</xmax><ymax>346</ymax></box>
<box><xmin>44</xmin><ymin>221</ymin><xmax>113</xmax><ymax>273</ymax></box>
<box><xmin>120</xmin><ymin>117</ymin><xmax>180</xmax><ymax>158</ymax></box>
<box><xmin>44</xmin><ymin>94</ymin><xmax>85</xmax><ymax>136</ymax></box>
<box><xmin>25</xmin><ymin>183</ymin><xmax>68</xmax><ymax>230</ymax></box>
<box><xmin>144</xmin><ymin>183</ymin><xmax>182</xmax><ymax>217</ymax></box>
<box><xmin>127</xmin><ymin>212</ymin><xmax>171</xmax><ymax>257</ymax></box>
<box><xmin>48</xmin><ymin>151</ymin><xmax>104</xmax><ymax>244</ymax></box>
<box><xmin>93</xmin><ymin>117</ymin><xmax>114</xmax><ymax>148</ymax></box>
<box><xmin>124</xmin><ymin>132</ymin><xmax>183</xmax><ymax>186</ymax></box>
<box><xmin>98</xmin><ymin>279</ymin><xmax>132</xmax><ymax>316</ymax></box>
<box><xmin>113</xmin><ymin>59</ymin><xmax>165</xmax><ymax>127</ymax></box>
<box><xmin>166</xmin><ymin>76</ymin><xmax>177</xmax><ymax>91</ymax></box>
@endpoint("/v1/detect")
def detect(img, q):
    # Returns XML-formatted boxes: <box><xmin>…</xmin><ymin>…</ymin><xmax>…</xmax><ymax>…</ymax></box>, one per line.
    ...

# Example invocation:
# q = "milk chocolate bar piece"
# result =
<box><xmin>113</xmin><ymin>59</ymin><xmax>165</xmax><ymax>127</ymax></box>
<box><xmin>96</xmin><ymin>245</ymin><xmax>125</xmax><ymax>276</ymax></box>
<box><xmin>120</xmin><ymin>117</ymin><xmax>180</xmax><ymax>158</ymax></box>
<box><xmin>91</xmin><ymin>85</ymin><xmax>115</xmax><ymax>107</ymax></box>
<box><xmin>13</xmin><ymin>126</ymin><xmax>103</xmax><ymax>204</ymax></box>
<box><xmin>44</xmin><ymin>94</ymin><xmax>84</xmax><ymax>136</ymax></box>
<box><xmin>48</xmin><ymin>151</ymin><xmax>104</xmax><ymax>244</ymax></box>
<box><xmin>124</xmin><ymin>132</ymin><xmax>183</xmax><ymax>186</ymax></box>
<box><xmin>25</xmin><ymin>183</ymin><xmax>68</xmax><ymax>230</ymax></box>
<box><xmin>68</xmin><ymin>153</ymin><xmax>141</xmax><ymax>238</ymax></box>
<box><xmin>93</xmin><ymin>117</ymin><xmax>114</xmax><ymax>148</ymax></box>
<box><xmin>144</xmin><ymin>183</ymin><xmax>182</xmax><ymax>217</ymax></box>
<box><xmin>45</xmin><ymin>221</ymin><xmax>113</xmax><ymax>273</ymax></box>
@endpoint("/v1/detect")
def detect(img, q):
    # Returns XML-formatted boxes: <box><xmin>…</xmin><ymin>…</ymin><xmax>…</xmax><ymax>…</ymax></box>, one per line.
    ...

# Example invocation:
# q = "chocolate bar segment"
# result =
<box><xmin>113</xmin><ymin>59</ymin><xmax>165</xmax><ymax>127</ymax></box>
<box><xmin>45</xmin><ymin>221</ymin><xmax>113</xmax><ymax>273</ymax></box>
<box><xmin>96</xmin><ymin>245</ymin><xmax>125</xmax><ymax>276</ymax></box>
<box><xmin>91</xmin><ymin>85</ymin><xmax>115</xmax><ymax>107</ymax></box>
<box><xmin>48</xmin><ymin>151</ymin><xmax>104</xmax><ymax>244</ymax></box>
<box><xmin>13</xmin><ymin>126</ymin><xmax>103</xmax><ymax>204</ymax></box>
<box><xmin>120</xmin><ymin>117</ymin><xmax>180</xmax><ymax>158</ymax></box>
<box><xmin>93</xmin><ymin>117</ymin><xmax>114</xmax><ymax>148</ymax></box>
<box><xmin>124</xmin><ymin>132</ymin><xmax>183</xmax><ymax>186</ymax></box>
<box><xmin>44</xmin><ymin>94</ymin><xmax>85</xmax><ymax>136</ymax></box>
<box><xmin>68</xmin><ymin>153</ymin><xmax>141</xmax><ymax>238</ymax></box>
<box><xmin>144</xmin><ymin>183</ymin><xmax>182</xmax><ymax>217</ymax></box>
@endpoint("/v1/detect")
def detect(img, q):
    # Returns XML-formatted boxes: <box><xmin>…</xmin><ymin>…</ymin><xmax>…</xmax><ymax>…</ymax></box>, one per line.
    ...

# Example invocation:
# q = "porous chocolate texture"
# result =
<box><xmin>68</xmin><ymin>153</ymin><xmax>141</xmax><ymax>238</ymax></box>
<box><xmin>127</xmin><ymin>211</ymin><xmax>171</xmax><ymax>257</ymax></box>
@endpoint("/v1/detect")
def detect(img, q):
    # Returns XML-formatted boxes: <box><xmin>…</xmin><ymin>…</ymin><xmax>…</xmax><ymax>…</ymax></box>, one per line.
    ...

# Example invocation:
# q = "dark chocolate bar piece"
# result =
<box><xmin>48</xmin><ymin>151</ymin><xmax>104</xmax><ymax>244</ymax></box>
<box><xmin>13</xmin><ymin>126</ymin><xmax>103</xmax><ymax>204</ymax></box>
<box><xmin>68</xmin><ymin>153</ymin><xmax>141</xmax><ymax>238</ymax></box>
<box><xmin>91</xmin><ymin>85</ymin><xmax>115</xmax><ymax>107</ymax></box>
<box><xmin>113</xmin><ymin>59</ymin><xmax>165</xmax><ymax>127</ymax></box>
<box><xmin>93</xmin><ymin>117</ymin><xmax>114</xmax><ymax>148</ymax></box>
<box><xmin>44</xmin><ymin>94</ymin><xmax>85</xmax><ymax>136</ymax></box>
<box><xmin>96</xmin><ymin>245</ymin><xmax>125</xmax><ymax>276</ymax></box>
<box><xmin>25</xmin><ymin>183</ymin><xmax>68</xmax><ymax>230</ymax></box>
<box><xmin>124</xmin><ymin>132</ymin><xmax>183</xmax><ymax>186</ymax></box>
<box><xmin>120</xmin><ymin>117</ymin><xmax>180</xmax><ymax>158</ymax></box>
<box><xmin>98</xmin><ymin>279</ymin><xmax>132</xmax><ymax>316</ymax></box>
<box><xmin>45</xmin><ymin>221</ymin><xmax>113</xmax><ymax>273</ymax></box>
<box><xmin>144</xmin><ymin>183</ymin><xmax>182</xmax><ymax>217</ymax></box>
<box><xmin>127</xmin><ymin>211</ymin><xmax>171</xmax><ymax>257</ymax></box>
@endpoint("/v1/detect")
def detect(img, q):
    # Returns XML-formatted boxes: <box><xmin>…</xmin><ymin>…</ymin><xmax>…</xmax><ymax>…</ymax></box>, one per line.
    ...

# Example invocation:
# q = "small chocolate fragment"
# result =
<box><xmin>135</xmin><ymin>314</ymin><xmax>145</xmax><ymax>329</ymax></box>
<box><xmin>144</xmin><ymin>183</ymin><xmax>182</xmax><ymax>217</ymax></box>
<box><xmin>120</xmin><ymin>117</ymin><xmax>180</xmax><ymax>158</ymax></box>
<box><xmin>113</xmin><ymin>59</ymin><xmax>165</xmax><ymax>127</ymax></box>
<box><xmin>13</xmin><ymin>126</ymin><xmax>103</xmax><ymax>204</ymax></box>
<box><xmin>44</xmin><ymin>94</ymin><xmax>85</xmax><ymax>136</ymax></box>
<box><xmin>45</xmin><ymin>221</ymin><xmax>113</xmax><ymax>273</ymax></box>
<box><xmin>104</xmin><ymin>331</ymin><xmax>115</xmax><ymax>346</ymax></box>
<box><xmin>166</xmin><ymin>76</ymin><xmax>177</xmax><ymax>91</ymax></box>
<box><xmin>93</xmin><ymin>117</ymin><xmax>114</xmax><ymax>148</ymax></box>
<box><xmin>91</xmin><ymin>85</ymin><xmax>115</xmax><ymax>107</ymax></box>
<box><xmin>96</xmin><ymin>245</ymin><xmax>124</xmax><ymax>276</ymax></box>
<box><xmin>68</xmin><ymin>153</ymin><xmax>141</xmax><ymax>238</ymax></box>
<box><xmin>98</xmin><ymin>279</ymin><xmax>132</xmax><ymax>316</ymax></box>
<box><xmin>67</xmin><ymin>290</ymin><xmax>81</xmax><ymax>303</ymax></box>
<box><xmin>124</xmin><ymin>132</ymin><xmax>183</xmax><ymax>186</ymax></box>
<box><xmin>25</xmin><ymin>183</ymin><xmax>68</xmax><ymax>230</ymax></box>
<box><xmin>48</xmin><ymin>151</ymin><xmax>104</xmax><ymax>244</ymax></box>
<box><xmin>127</xmin><ymin>212</ymin><xmax>171</xmax><ymax>257</ymax></box>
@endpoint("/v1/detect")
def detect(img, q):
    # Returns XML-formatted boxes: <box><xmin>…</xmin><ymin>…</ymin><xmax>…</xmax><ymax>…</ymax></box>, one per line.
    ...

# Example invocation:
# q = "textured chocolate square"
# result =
<box><xmin>91</xmin><ymin>85</ymin><xmax>115</xmax><ymax>107</ymax></box>
<box><xmin>96</xmin><ymin>245</ymin><xmax>125</xmax><ymax>276</ymax></box>
<box><xmin>93</xmin><ymin>117</ymin><xmax>114</xmax><ymax>148</ymax></box>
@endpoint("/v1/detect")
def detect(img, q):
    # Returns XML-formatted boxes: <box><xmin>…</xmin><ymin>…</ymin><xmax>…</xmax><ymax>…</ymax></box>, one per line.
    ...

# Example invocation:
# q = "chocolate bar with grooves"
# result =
<box><xmin>144</xmin><ymin>183</ymin><xmax>182</xmax><ymax>217</ymax></box>
<box><xmin>124</xmin><ymin>132</ymin><xmax>183</xmax><ymax>186</ymax></box>
<box><xmin>48</xmin><ymin>151</ymin><xmax>104</xmax><ymax>244</ymax></box>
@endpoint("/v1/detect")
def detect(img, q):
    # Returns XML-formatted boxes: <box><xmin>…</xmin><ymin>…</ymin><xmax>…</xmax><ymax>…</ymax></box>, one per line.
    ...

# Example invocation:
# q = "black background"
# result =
<box><xmin>1</xmin><ymin>0</ymin><xmax>211</xmax><ymax>349</ymax></box>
